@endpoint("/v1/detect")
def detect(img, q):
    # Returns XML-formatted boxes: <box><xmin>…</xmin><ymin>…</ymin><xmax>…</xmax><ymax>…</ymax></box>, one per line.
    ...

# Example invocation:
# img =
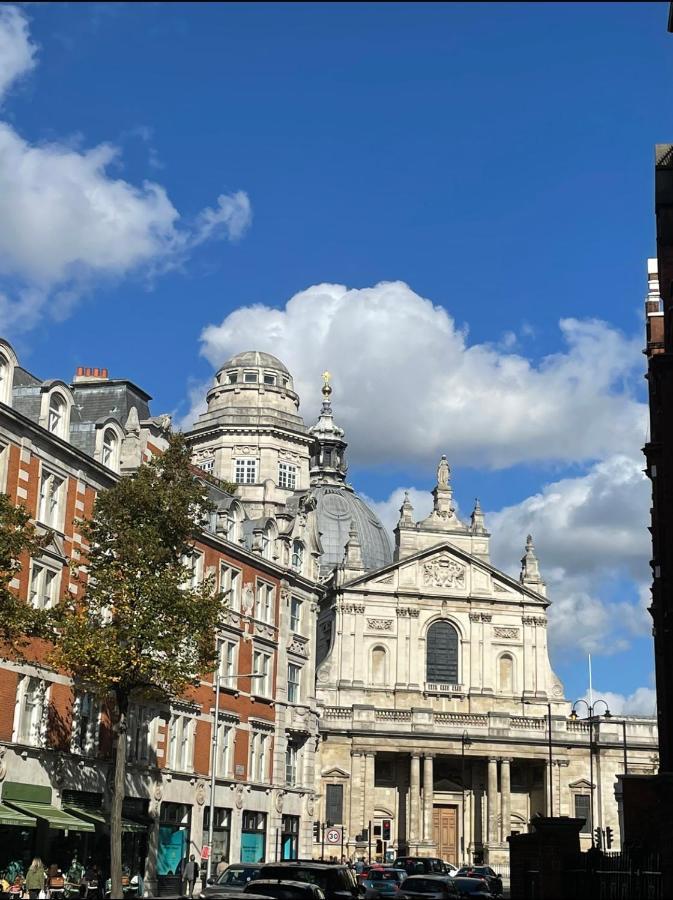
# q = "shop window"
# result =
<box><xmin>281</xmin><ymin>815</ymin><xmax>299</xmax><ymax>860</ymax></box>
<box><xmin>241</xmin><ymin>811</ymin><xmax>267</xmax><ymax>863</ymax></box>
<box><xmin>204</xmin><ymin>806</ymin><xmax>231</xmax><ymax>864</ymax></box>
<box><xmin>158</xmin><ymin>803</ymin><xmax>191</xmax><ymax>879</ymax></box>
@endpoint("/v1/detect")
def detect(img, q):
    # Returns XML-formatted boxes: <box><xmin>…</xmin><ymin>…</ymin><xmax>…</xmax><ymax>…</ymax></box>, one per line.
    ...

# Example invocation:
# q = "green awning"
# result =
<box><xmin>0</xmin><ymin>802</ymin><xmax>36</xmax><ymax>828</ymax></box>
<box><xmin>4</xmin><ymin>800</ymin><xmax>95</xmax><ymax>832</ymax></box>
<box><xmin>65</xmin><ymin>806</ymin><xmax>148</xmax><ymax>834</ymax></box>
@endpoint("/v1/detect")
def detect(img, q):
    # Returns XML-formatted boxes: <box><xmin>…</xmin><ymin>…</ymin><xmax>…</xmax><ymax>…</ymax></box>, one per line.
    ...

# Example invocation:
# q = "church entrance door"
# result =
<box><xmin>432</xmin><ymin>805</ymin><xmax>457</xmax><ymax>865</ymax></box>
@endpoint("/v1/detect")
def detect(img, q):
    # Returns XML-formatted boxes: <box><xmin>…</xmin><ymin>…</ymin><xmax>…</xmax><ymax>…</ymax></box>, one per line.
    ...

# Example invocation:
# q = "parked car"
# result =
<box><xmin>455</xmin><ymin>868</ymin><xmax>502</xmax><ymax>897</ymax></box>
<box><xmin>243</xmin><ymin>880</ymin><xmax>327</xmax><ymax>899</ymax></box>
<box><xmin>255</xmin><ymin>862</ymin><xmax>358</xmax><ymax>899</ymax></box>
<box><xmin>451</xmin><ymin>877</ymin><xmax>494</xmax><ymax>898</ymax></box>
<box><xmin>199</xmin><ymin>865</ymin><xmax>262</xmax><ymax>898</ymax></box>
<box><xmin>360</xmin><ymin>867</ymin><xmax>407</xmax><ymax>897</ymax></box>
<box><xmin>397</xmin><ymin>875</ymin><xmax>461</xmax><ymax>898</ymax></box>
<box><xmin>201</xmin><ymin>892</ymin><xmax>274</xmax><ymax>900</ymax></box>
<box><xmin>357</xmin><ymin>865</ymin><xmax>384</xmax><ymax>888</ymax></box>
<box><xmin>443</xmin><ymin>864</ymin><xmax>458</xmax><ymax>877</ymax></box>
<box><xmin>392</xmin><ymin>859</ymin><xmax>448</xmax><ymax>877</ymax></box>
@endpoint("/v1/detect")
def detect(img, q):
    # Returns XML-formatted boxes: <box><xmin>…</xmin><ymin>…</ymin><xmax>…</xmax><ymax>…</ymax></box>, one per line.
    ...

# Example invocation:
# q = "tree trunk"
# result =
<box><xmin>110</xmin><ymin>695</ymin><xmax>128</xmax><ymax>900</ymax></box>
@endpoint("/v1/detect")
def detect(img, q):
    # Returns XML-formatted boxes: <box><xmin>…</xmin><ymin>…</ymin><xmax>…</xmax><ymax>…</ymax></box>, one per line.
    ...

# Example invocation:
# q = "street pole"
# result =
<box><xmin>547</xmin><ymin>703</ymin><xmax>554</xmax><ymax>817</ymax></box>
<box><xmin>368</xmin><ymin>819</ymin><xmax>372</xmax><ymax>865</ymax></box>
<box><xmin>206</xmin><ymin>642</ymin><xmax>223</xmax><ymax>882</ymax></box>
<box><xmin>589</xmin><ymin>716</ymin><xmax>595</xmax><ymax>844</ymax></box>
<box><xmin>461</xmin><ymin>731</ymin><xmax>471</xmax><ymax>865</ymax></box>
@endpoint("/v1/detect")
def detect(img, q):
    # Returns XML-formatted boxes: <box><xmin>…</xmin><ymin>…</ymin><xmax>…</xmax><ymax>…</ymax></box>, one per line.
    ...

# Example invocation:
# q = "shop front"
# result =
<box><xmin>157</xmin><ymin>802</ymin><xmax>192</xmax><ymax>898</ymax></box>
<box><xmin>240</xmin><ymin>811</ymin><xmax>266</xmax><ymax>863</ymax></box>
<box><xmin>281</xmin><ymin>815</ymin><xmax>299</xmax><ymax>860</ymax></box>
<box><xmin>0</xmin><ymin>782</ymin><xmax>94</xmax><ymax>879</ymax></box>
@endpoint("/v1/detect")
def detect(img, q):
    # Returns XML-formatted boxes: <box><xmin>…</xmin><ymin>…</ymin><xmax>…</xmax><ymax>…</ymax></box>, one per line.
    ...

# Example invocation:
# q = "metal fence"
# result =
<box><xmin>565</xmin><ymin>851</ymin><xmax>663</xmax><ymax>900</ymax></box>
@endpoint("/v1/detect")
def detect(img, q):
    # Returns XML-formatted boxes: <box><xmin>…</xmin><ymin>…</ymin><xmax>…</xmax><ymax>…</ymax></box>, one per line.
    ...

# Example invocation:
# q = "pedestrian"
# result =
<box><xmin>354</xmin><ymin>858</ymin><xmax>365</xmax><ymax>874</ymax></box>
<box><xmin>215</xmin><ymin>855</ymin><xmax>227</xmax><ymax>877</ymax></box>
<box><xmin>24</xmin><ymin>857</ymin><xmax>45</xmax><ymax>900</ymax></box>
<box><xmin>182</xmin><ymin>854</ymin><xmax>199</xmax><ymax>899</ymax></box>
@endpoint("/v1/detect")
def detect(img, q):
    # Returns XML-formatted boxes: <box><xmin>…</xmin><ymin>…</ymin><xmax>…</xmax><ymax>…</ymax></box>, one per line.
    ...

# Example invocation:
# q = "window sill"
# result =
<box><xmin>251</xmin><ymin>695</ymin><xmax>274</xmax><ymax>707</ymax></box>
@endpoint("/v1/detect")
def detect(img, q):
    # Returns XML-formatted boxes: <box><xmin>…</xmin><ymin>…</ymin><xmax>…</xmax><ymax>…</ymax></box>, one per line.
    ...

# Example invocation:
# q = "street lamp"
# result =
<box><xmin>461</xmin><ymin>731</ymin><xmax>472</xmax><ymax>865</ymax></box>
<box><xmin>524</xmin><ymin>701</ymin><xmax>554</xmax><ymax>817</ymax></box>
<box><xmin>206</xmin><ymin>650</ymin><xmax>264</xmax><ymax>881</ymax></box>
<box><xmin>570</xmin><ymin>698</ymin><xmax>611</xmax><ymax>845</ymax></box>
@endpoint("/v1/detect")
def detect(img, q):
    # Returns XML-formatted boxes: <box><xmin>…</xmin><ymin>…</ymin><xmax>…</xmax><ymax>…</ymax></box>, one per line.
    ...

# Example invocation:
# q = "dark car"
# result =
<box><xmin>256</xmin><ymin>863</ymin><xmax>358</xmax><ymax>900</ymax></box>
<box><xmin>199</xmin><ymin>892</ymin><xmax>271</xmax><ymax>900</ymax></box>
<box><xmin>455</xmin><ymin>868</ymin><xmax>502</xmax><ymax>897</ymax></box>
<box><xmin>243</xmin><ymin>880</ymin><xmax>327</xmax><ymax>899</ymax></box>
<box><xmin>451</xmin><ymin>878</ymin><xmax>493</xmax><ymax>898</ymax></box>
<box><xmin>199</xmin><ymin>865</ymin><xmax>262</xmax><ymax>898</ymax></box>
<box><xmin>397</xmin><ymin>875</ymin><xmax>460</xmax><ymax>898</ymax></box>
<box><xmin>393</xmin><ymin>859</ymin><xmax>448</xmax><ymax>877</ymax></box>
<box><xmin>360</xmin><ymin>868</ymin><xmax>407</xmax><ymax>897</ymax></box>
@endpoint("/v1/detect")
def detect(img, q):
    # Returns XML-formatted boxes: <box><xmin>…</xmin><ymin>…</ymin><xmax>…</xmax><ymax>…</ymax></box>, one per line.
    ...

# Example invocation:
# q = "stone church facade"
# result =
<box><xmin>186</xmin><ymin>349</ymin><xmax>659</xmax><ymax>868</ymax></box>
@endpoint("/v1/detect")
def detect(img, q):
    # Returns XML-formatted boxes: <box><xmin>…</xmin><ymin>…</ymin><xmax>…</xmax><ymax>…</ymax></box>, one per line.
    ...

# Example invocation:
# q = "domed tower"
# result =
<box><xmin>187</xmin><ymin>351</ymin><xmax>313</xmax><ymax>517</ymax></box>
<box><xmin>307</xmin><ymin>374</ymin><xmax>393</xmax><ymax>575</ymax></box>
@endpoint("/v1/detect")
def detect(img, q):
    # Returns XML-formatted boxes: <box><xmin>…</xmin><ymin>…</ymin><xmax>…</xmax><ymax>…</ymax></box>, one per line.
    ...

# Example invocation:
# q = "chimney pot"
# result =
<box><xmin>76</xmin><ymin>367</ymin><xmax>84</xmax><ymax>376</ymax></box>
<box><xmin>101</xmin><ymin>368</ymin><xmax>108</xmax><ymax>378</ymax></box>
<box><xmin>93</xmin><ymin>368</ymin><xmax>99</xmax><ymax>377</ymax></box>
<box><xmin>85</xmin><ymin>367</ymin><xmax>91</xmax><ymax>377</ymax></box>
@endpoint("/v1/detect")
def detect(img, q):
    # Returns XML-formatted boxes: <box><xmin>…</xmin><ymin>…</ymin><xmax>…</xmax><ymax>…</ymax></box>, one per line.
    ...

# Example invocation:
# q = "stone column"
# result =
<box><xmin>409</xmin><ymin>753</ymin><xmax>421</xmax><ymax>844</ymax></box>
<box><xmin>350</xmin><ymin>752</ymin><xmax>363</xmax><ymax>835</ymax></box>
<box><xmin>500</xmin><ymin>758</ymin><xmax>511</xmax><ymax>842</ymax></box>
<box><xmin>423</xmin><ymin>753</ymin><xmax>434</xmax><ymax>842</ymax></box>
<box><xmin>363</xmin><ymin>752</ymin><xmax>376</xmax><ymax>832</ymax></box>
<box><xmin>487</xmin><ymin>757</ymin><xmax>498</xmax><ymax>844</ymax></box>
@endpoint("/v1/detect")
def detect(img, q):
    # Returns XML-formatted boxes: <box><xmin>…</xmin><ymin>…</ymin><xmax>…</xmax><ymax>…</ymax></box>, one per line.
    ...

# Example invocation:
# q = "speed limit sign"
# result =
<box><xmin>326</xmin><ymin>826</ymin><xmax>342</xmax><ymax>845</ymax></box>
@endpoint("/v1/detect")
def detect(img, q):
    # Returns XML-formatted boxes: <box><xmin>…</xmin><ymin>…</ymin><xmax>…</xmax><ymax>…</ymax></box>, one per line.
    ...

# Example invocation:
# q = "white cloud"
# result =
<box><xmin>0</xmin><ymin>5</ymin><xmax>35</xmax><ymax>104</ymax></box>
<box><xmin>581</xmin><ymin>686</ymin><xmax>657</xmax><ymax>716</ymax></box>
<box><xmin>0</xmin><ymin>7</ymin><xmax>251</xmax><ymax>332</ymax></box>
<box><xmin>196</xmin><ymin>281</ymin><xmax>646</xmax><ymax>470</ymax></box>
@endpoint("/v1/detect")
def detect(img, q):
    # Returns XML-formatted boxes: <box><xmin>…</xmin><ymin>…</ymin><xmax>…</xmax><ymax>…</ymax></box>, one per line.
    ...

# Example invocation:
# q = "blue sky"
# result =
<box><xmin>0</xmin><ymin>1</ymin><xmax>668</xmax><ymax>712</ymax></box>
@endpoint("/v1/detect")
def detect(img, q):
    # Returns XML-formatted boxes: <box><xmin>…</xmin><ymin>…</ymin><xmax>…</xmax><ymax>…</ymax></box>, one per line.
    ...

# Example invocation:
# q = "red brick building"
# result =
<box><xmin>0</xmin><ymin>339</ymin><xmax>322</xmax><ymax>895</ymax></box>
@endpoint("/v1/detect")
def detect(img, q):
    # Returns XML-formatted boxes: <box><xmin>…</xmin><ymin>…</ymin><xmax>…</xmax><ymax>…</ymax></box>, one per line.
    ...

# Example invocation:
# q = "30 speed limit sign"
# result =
<box><xmin>326</xmin><ymin>826</ymin><xmax>342</xmax><ymax>845</ymax></box>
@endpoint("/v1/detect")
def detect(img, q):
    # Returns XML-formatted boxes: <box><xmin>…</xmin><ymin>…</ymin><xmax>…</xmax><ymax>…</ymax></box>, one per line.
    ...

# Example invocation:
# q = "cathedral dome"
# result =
<box><xmin>219</xmin><ymin>350</ymin><xmax>290</xmax><ymax>377</ymax></box>
<box><xmin>312</xmin><ymin>483</ymin><xmax>393</xmax><ymax>574</ymax></box>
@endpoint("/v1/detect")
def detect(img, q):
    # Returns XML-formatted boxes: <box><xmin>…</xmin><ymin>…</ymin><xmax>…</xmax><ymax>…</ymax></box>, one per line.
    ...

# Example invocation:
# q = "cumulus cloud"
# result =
<box><xmin>196</xmin><ymin>281</ymin><xmax>646</xmax><ymax>470</ymax></box>
<box><xmin>0</xmin><ymin>6</ymin><xmax>251</xmax><ymax>332</ymax></box>
<box><xmin>0</xmin><ymin>5</ymin><xmax>35</xmax><ymax>104</ymax></box>
<box><xmin>582</xmin><ymin>686</ymin><xmax>657</xmax><ymax>716</ymax></box>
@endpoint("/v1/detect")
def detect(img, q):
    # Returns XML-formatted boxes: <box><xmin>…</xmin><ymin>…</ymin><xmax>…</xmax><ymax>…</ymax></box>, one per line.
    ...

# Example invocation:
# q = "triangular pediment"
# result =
<box><xmin>342</xmin><ymin>540</ymin><xmax>547</xmax><ymax>606</ymax></box>
<box><xmin>569</xmin><ymin>778</ymin><xmax>594</xmax><ymax>790</ymax></box>
<box><xmin>321</xmin><ymin>766</ymin><xmax>350</xmax><ymax>779</ymax></box>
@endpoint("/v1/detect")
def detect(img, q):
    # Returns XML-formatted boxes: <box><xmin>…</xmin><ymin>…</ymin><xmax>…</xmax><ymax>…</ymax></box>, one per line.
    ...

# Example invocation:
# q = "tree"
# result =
<box><xmin>50</xmin><ymin>434</ymin><xmax>223</xmax><ymax>898</ymax></box>
<box><xmin>0</xmin><ymin>492</ymin><xmax>50</xmax><ymax>651</ymax></box>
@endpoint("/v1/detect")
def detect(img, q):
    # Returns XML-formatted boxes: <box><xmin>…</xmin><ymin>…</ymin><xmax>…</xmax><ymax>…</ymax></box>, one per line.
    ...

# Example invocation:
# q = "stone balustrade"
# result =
<box><xmin>319</xmin><ymin>704</ymin><xmax>658</xmax><ymax>750</ymax></box>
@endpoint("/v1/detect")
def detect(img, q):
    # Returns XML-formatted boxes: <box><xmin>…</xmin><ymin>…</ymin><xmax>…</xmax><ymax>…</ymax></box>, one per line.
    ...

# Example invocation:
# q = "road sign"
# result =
<box><xmin>326</xmin><ymin>826</ymin><xmax>342</xmax><ymax>845</ymax></box>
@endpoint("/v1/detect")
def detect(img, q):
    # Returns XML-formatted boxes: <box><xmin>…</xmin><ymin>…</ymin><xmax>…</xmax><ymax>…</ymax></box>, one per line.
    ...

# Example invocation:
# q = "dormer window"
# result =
<box><xmin>102</xmin><ymin>428</ymin><xmax>119</xmax><ymax>470</ymax></box>
<box><xmin>244</xmin><ymin>371</ymin><xmax>258</xmax><ymax>383</ymax></box>
<box><xmin>291</xmin><ymin>540</ymin><xmax>304</xmax><ymax>573</ymax></box>
<box><xmin>48</xmin><ymin>393</ymin><xmax>66</xmax><ymax>437</ymax></box>
<box><xmin>0</xmin><ymin>354</ymin><xmax>8</xmax><ymax>404</ymax></box>
<box><xmin>263</xmin><ymin>373</ymin><xmax>276</xmax><ymax>386</ymax></box>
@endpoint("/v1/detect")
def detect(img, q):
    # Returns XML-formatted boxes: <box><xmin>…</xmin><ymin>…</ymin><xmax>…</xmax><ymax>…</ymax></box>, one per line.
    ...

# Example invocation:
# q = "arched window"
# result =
<box><xmin>225</xmin><ymin>504</ymin><xmax>243</xmax><ymax>544</ymax></box>
<box><xmin>263</xmin><ymin>524</ymin><xmax>276</xmax><ymax>560</ymax></box>
<box><xmin>291</xmin><ymin>540</ymin><xmax>304</xmax><ymax>573</ymax></box>
<box><xmin>499</xmin><ymin>653</ymin><xmax>514</xmax><ymax>694</ymax></box>
<box><xmin>0</xmin><ymin>354</ymin><xmax>8</xmax><ymax>404</ymax></box>
<box><xmin>426</xmin><ymin>621</ymin><xmax>459</xmax><ymax>685</ymax></box>
<box><xmin>371</xmin><ymin>646</ymin><xmax>387</xmax><ymax>686</ymax></box>
<box><xmin>47</xmin><ymin>393</ymin><xmax>66</xmax><ymax>437</ymax></box>
<box><xmin>102</xmin><ymin>428</ymin><xmax>118</xmax><ymax>470</ymax></box>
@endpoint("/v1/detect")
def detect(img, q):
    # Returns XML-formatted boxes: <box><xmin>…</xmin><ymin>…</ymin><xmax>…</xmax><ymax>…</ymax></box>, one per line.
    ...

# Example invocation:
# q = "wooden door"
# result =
<box><xmin>432</xmin><ymin>805</ymin><xmax>458</xmax><ymax>865</ymax></box>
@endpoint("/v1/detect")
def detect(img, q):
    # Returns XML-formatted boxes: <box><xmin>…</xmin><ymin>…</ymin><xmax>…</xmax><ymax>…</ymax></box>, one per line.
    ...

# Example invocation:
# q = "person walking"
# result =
<box><xmin>182</xmin><ymin>854</ymin><xmax>199</xmax><ymax>899</ymax></box>
<box><xmin>215</xmin><ymin>856</ymin><xmax>227</xmax><ymax>877</ymax></box>
<box><xmin>24</xmin><ymin>858</ymin><xmax>45</xmax><ymax>900</ymax></box>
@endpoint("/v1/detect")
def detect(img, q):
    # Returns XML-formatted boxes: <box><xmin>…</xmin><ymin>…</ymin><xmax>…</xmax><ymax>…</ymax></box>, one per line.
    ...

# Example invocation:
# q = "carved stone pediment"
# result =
<box><xmin>422</xmin><ymin>554</ymin><xmax>466</xmax><ymax>590</ymax></box>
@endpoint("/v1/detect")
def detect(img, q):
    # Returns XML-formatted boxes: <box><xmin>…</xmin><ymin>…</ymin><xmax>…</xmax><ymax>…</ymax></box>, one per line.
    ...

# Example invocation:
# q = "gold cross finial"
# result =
<box><xmin>322</xmin><ymin>370</ymin><xmax>331</xmax><ymax>385</ymax></box>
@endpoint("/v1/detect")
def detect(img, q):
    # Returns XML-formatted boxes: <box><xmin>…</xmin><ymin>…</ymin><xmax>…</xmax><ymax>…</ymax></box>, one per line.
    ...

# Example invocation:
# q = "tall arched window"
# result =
<box><xmin>291</xmin><ymin>540</ymin><xmax>304</xmax><ymax>573</ymax></box>
<box><xmin>426</xmin><ymin>621</ymin><xmax>459</xmax><ymax>685</ymax></box>
<box><xmin>102</xmin><ymin>428</ymin><xmax>118</xmax><ymax>470</ymax></box>
<box><xmin>0</xmin><ymin>354</ymin><xmax>8</xmax><ymax>404</ymax></box>
<box><xmin>47</xmin><ymin>393</ymin><xmax>66</xmax><ymax>437</ymax></box>
<box><xmin>499</xmin><ymin>653</ymin><xmax>514</xmax><ymax>694</ymax></box>
<box><xmin>371</xmin><ymin>646</ymin><xmax>387</xmax><ymax>686</ymax></box>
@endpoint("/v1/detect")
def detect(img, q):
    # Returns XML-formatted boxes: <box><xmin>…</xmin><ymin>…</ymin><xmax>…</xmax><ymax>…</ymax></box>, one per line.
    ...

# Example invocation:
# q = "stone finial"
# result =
<box><xmin>398</xmin><ymin>491</ymin><xmax>414</xmax><ymax>526</ymax></box>
<box><xmin>124</xmin><ymin>406</ymin><xmax>140</xmax><ymax>434</ymax></box>
<box><xmin>470</xmin><ymin>498</ymin><xmax>486</xmax><ymax>534</ymax></box>
<box><xmin>520</xmin><ymin>533</ymin><xmax>546</xmax><ymax>595</ymax></box>
<box><xmin>343</xmin><ymin>520</ymin><xmax>364</xmax><ymax>571</ymax></box>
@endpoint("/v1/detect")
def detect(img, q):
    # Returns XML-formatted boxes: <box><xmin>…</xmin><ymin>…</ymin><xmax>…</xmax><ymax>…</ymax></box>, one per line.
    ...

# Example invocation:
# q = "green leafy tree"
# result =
<box><xmin>50</xmin><ymin>434</ymin><xmax>222</xmax><ymax>897</ymax></box>
<box><xmin>0</xmin><ymin>492</ymin><xmax>50</xmax><ymax>651</ymax></box>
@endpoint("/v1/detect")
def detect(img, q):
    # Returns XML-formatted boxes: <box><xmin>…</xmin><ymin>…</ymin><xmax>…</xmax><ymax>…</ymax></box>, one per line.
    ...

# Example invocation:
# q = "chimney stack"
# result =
<box><xmin>73</xmin><ymin>366</ymin><xmax>110</xmax><ymax>384</ymax></box>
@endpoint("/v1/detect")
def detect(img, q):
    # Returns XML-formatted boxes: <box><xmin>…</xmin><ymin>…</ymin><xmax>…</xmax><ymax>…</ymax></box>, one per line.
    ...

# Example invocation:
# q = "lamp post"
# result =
<box><xmin>461</xmin><ymin>731</ymin><xmax>472</xmax><ymax>865</ymax></box>
<box><xmin>206</xmin><ymin>648</ymin><xmax>264</xmax><ymax>881</ymax></box>
<box><xmin>570</xmin><ymin>698</ymin><xmax>611</xmax><ymax>845</ymax></box>
<box><xmin>523</xmin><ymin>701</ymin><xmax>554</xmax><ymax>816</ymax></box>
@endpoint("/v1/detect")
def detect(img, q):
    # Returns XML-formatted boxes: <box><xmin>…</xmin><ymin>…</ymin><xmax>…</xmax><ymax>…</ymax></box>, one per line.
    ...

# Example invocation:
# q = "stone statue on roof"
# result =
<box><xmin>437</xmin><ymin>454</ymin><xmax>450</xmax><ymax>488</ymax></box>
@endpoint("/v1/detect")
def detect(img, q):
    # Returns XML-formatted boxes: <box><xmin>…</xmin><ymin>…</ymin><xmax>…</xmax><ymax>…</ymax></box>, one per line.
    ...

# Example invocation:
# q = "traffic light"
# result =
<box><xmin>361</xmin><ymin>827</ymin><xmax>369</xmax><ymax>842</ymax></box>
<box><xmin>594</xmin><ymin>827</ymin><xmax>602</xmax><ymax>849</ymax></box>
<box><xmin>313</xmin><ymin>821</ymin><xmax>320</xmax><ymax>842</ymax></box>
<box><xmin>382</xmin><ymin>819</ymin><xmax>391</xmax><ymax>841</ymax></box>
<box><xmin>605</xmin><ymin>826</ymin><xmax>613</xmax><ymax>849</ymax></box>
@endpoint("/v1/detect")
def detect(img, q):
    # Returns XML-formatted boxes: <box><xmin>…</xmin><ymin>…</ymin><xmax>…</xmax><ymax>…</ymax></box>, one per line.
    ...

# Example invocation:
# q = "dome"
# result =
<box><xmin>218</xmin><ymin>350</ymin><xmax>290</xmax><ymax>376</ymax></box>
<box><xmin>312</xmin><ymin>484</ymin><xmax>393</xmax><ymax>573</ymax></box>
